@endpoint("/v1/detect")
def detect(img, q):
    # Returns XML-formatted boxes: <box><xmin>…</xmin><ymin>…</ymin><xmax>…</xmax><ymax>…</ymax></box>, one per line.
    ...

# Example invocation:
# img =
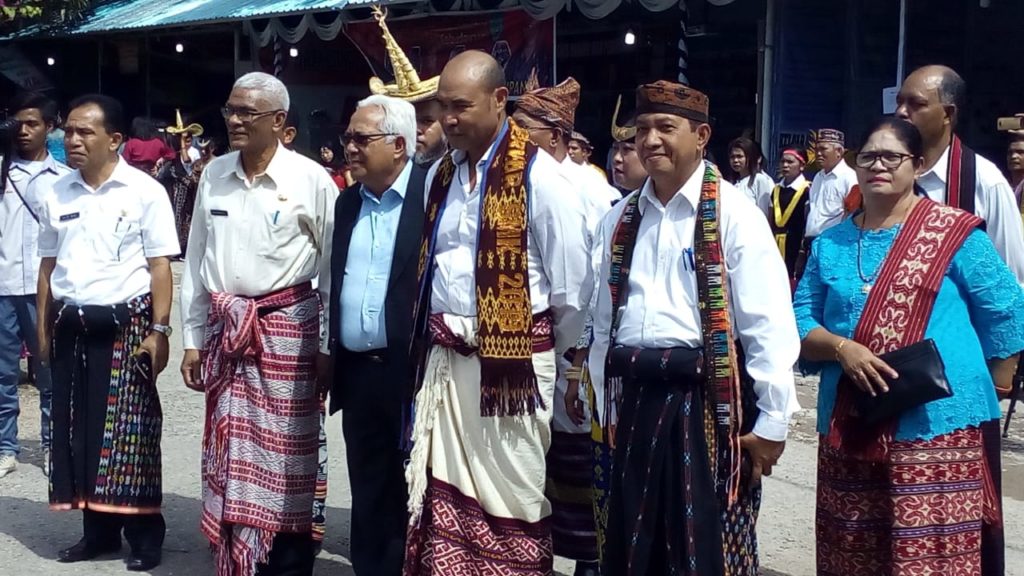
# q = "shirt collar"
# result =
<box><xmin>360</xmin><ymin>159</ymin><xmax>413</xmax><ymax>202</ymax></box>
<box><xmin>10</xmin><ymin>152</ymin><xmax>60</xmax><ymax>176</ymax></box>
<box><xmin>639</xmin><ymin>162</ymin><xmax>704</xmax><ymax>211</ymax></box>
<box><xmin>231</xmin><ymin>141</ymin><xmax>290</xmax><ymax>185</ymax></box>
<box><xmin>782</xmin><ymin>174</ymin><xmax>808</xmax><ymax>189</ymax></box>
<box><xmin>921</xmin><ymin>145</ymin><xmax>951</xmax><ymax>184</ymax></box>
<box><xmin>70</xmin><ymin>157</ymin><xmax>132</xmax><ymax>193</ymax></box>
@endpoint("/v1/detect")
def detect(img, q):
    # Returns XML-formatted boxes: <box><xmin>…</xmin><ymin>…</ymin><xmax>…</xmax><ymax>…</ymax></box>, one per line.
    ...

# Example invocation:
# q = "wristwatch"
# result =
<box><xmin>151</xmin><ymin>324</ymin><xmax>173</xmax><ymax>337</ymax></box>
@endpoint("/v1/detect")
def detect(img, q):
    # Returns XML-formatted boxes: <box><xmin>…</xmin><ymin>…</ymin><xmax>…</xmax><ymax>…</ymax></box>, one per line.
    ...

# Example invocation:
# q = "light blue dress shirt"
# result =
<box><xmin>339</xmin><ymin>162</ymin><xmax>412</xmax><ymax>351</ymax></box>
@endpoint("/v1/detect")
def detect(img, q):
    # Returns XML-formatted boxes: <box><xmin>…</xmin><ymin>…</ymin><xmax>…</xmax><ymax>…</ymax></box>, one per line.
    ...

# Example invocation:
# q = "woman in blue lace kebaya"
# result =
<box><xmin>793</xmin><ymin>118</ymin><xmax>1024</xmax><ymax>576</ymax></box>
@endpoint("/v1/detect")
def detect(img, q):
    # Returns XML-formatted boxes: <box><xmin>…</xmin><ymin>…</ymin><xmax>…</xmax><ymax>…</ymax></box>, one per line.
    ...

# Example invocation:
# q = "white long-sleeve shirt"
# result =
<box><xmin>918</xmin><ymin>145</ymin><xmax>1024</xmax><ymax>286</ymax></box>
<box><xmin>805</xmin><ymin>160</ymin><xmax>857</xmax><ymax>237</ymax></box>
<box><xmin>589</xmin><ymin>165</ymin><xmax>801</xmax><ymax>441</ymax></box>
<box><xmin>180</xmin><ymin>143</ymin><xmax>338</xmax><ymax>352</ymax></box>
<box><xmin>425</xmin><ymin>124</ymin><xmax>593</xmax><ymax>354</ymax></box>
<box><xmin>1</xmin><ymin>153</ymin><xmax>70</xmax><ymax>296</ymax></box>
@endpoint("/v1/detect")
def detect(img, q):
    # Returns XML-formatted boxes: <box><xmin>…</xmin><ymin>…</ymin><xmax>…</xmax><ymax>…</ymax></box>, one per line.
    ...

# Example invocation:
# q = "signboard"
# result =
<box><xmin>344</xmin><ymin>10</ymin><xmax>555</xmax><ymax>97</ymax></box>
<box><xmin>0</xmin><ymin>46</ymin><xmax>53</xmax><ymax>92</ymax></box>
<box><xmin>882</xmin><ymin>86</ymin><xmax>899</xmax><ymax>114</ymax></box>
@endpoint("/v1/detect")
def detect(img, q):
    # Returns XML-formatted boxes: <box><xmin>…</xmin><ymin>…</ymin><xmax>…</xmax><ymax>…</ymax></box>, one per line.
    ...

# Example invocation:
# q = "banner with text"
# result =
<box><xmin>344</xmin><ymin>10</ymin><xmax>555</xmax><ymax>98</ymax></box>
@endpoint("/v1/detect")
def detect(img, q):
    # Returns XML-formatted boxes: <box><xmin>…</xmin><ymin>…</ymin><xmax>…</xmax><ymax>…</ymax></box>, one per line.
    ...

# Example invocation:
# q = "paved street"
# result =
<box><xmin>1</xmin><ymin>263</ymin><xmax>1023</xmax><ymax>575</ymax></box>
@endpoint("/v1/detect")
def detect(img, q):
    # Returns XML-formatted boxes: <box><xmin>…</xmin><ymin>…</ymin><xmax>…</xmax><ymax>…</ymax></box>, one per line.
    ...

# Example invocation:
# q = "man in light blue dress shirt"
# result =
<box><xmin>326</xmin><ymin>95</ymin><xmax>427</xmax><ymax>576</ymax></box>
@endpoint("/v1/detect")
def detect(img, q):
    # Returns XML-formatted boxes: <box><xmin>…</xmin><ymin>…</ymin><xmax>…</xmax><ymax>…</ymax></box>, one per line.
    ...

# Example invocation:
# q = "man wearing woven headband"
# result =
<box><xmin>512</xmin><ymin>76</ymin><xmax>616</xmax><ymax>576</ymax></box>
<box><xmin>805</xmin><ymin>128</ymin><xmax>857</xmax><ymax>241</ymax></box>
<box><xmin>770</xmin><ymin>149</ymin><xmax>810</xmax><ymax>285</ymax></box>
<box><xmin>404</xmin><ymin>50</ymin><xmax>592</xmax><ymax>575</ymax></box>
<box><xmin>588</xmin><ymin>80</ymin><xmax>800</xmax><ymax>574</ymax></box>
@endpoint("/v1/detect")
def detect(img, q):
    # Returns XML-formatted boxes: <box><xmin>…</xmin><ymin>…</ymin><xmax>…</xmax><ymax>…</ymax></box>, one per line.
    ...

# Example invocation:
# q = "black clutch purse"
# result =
<box><xmin>855</xmin><ymin>338</ymin><xmax>953</xmax><ymax>425</ymax></box>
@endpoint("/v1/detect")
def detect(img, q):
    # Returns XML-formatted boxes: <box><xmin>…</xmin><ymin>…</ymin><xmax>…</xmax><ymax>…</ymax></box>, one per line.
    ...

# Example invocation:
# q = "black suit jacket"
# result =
<box><xmin>328</xmin><ymin>163</ymin><xmax>427</xmax><ymax>414</ymax></box>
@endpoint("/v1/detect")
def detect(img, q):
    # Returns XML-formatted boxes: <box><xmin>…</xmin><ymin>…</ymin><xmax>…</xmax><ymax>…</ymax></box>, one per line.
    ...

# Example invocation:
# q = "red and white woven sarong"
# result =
<box><xmin>200</xmin><ymin>282</ymin><xmax>321</xmax><ymax>576</ymax></box>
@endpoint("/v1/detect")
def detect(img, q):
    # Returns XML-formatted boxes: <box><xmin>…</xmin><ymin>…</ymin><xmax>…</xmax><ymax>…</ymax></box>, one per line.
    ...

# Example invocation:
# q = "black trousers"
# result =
<box><xmin>340</xmin><ymin>353</ymin><xmax>408</xmax><ymax>576</ymax></box>
<box><xmin>83</xmin><ymin>509</ymin><xmax>165</xmax><ymax>556</ymax></box>
<box><xmin>257</xmin><ymin>532</ymin><xmax>315</xmax><ymax>576</ymax></box>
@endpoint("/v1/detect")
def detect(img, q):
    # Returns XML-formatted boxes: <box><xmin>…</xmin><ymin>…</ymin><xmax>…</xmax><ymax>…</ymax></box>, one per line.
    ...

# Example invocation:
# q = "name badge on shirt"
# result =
<box><xmin>210</xmin><ymin>209</ymin><xmax>229</xmax><ymax>217</ymax></box>
<box><xmin>59</xmin><ymin>212</ymin><xmax>80</xmax><ymax>222</ymax></box>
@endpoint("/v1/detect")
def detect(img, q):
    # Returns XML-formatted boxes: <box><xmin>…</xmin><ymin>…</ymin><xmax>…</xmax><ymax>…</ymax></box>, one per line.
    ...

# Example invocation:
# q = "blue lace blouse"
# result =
<box><xmin>794</xmin><ymin>219</ymin><xmax>1024</xmax><ymax>441</ymax></box>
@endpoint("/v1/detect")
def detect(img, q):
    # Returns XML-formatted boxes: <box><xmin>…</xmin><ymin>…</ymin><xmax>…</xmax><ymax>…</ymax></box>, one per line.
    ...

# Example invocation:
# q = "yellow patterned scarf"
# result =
<box><xmin>414</xmin><ymin>120</ymin><xmax>542</xmax><ymax>417</ymax></box>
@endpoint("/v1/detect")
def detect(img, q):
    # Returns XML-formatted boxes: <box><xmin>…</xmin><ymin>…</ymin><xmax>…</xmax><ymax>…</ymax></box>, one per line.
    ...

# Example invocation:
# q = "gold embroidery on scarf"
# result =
<box><xmin>476</xmin><ymin>123</ymin><xmax>532</xmax><ymax>359</ymax></box>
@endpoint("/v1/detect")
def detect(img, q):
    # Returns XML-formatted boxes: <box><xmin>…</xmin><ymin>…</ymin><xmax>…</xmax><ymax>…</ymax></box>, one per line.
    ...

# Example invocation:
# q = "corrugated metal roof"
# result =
<box><xmin>5</xmin><ymin>0</ymin><xmax>386</xmax><ymax>38</ymax></box>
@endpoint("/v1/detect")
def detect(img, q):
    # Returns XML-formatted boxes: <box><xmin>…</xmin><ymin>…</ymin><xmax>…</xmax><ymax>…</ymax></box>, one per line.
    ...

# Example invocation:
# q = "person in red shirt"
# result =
<box><xmin>121</xmin><ymin>117</ymin><xmax>174</xmax><ymax>176</ymax></box>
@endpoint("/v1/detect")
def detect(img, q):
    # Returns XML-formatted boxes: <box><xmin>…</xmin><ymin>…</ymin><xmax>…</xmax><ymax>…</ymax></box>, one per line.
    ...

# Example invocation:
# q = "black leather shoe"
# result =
<box><xmin>126</xmin><ymin>552</ymin><xmax>161</xmax><ymax>572</ymax></box>
<box><xmin>573</xmin><ymin>561</ymin><xmax>600</xmax><ymax>576</ymax></box>
<box><xmin>57</xmin><ymin>538</ymin><xmax>121</xmax><ymax>563</ymax></box>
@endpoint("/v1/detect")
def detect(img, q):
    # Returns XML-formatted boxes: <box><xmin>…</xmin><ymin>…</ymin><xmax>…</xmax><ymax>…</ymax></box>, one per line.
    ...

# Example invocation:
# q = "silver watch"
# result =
<box><xmin>151</xmin><ymin>324</ymin><xmax>173</xmax><ymax>337</ymax></box>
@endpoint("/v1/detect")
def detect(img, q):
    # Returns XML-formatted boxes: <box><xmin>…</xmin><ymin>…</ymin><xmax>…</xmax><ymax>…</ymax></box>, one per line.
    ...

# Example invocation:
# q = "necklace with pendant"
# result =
<box><xmin>856</xmin><ymin>225</ymin><xmax>886</xmax><ymax>293</ymax></box>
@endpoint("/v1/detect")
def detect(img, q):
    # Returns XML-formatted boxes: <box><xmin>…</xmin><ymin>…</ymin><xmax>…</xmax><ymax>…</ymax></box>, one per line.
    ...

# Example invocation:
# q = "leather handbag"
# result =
<box><xmin>856</xmin><ymin>338</ymin><xmax>953</xmax><ymax>425</ymax></box>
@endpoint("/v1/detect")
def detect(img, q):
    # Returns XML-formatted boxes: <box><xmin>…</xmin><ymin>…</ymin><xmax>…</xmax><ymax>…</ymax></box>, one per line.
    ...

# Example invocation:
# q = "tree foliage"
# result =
<box><xmin>0</xmin><ymin>0</ymin><xmax>92</xmax><ymax>24</ymax></box>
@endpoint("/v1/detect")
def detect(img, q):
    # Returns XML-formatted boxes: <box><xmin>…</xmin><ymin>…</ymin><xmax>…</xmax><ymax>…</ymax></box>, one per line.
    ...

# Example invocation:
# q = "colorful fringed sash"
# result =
<box><xmin>412</xmin><ymin>120</ymin><xmax>543</xmax><ymax>417</ymax></box>
<box><xmin>605</xmin><ymin>161</ymin><xmax>744</xmax><ymax>508</ymax></box>
<box><xmin>825</xmin><ymin>199</ymin><xmax>982</xmax><ymax>459</ymax></box>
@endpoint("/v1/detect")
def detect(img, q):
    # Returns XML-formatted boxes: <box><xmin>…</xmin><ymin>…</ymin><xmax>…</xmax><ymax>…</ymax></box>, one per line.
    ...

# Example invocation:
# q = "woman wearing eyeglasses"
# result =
<box><xmin>793</xmin><ymin>117</ymin><xmax>1024</xmax><ymax>575</ymax></box>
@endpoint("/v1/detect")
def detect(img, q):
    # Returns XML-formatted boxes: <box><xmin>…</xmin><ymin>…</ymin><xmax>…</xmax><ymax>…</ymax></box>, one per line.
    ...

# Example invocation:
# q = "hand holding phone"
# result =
<box><xmin>135</xmin><ymin>351</ymin><xmax>153</xmax><ymax>382</ymax></box>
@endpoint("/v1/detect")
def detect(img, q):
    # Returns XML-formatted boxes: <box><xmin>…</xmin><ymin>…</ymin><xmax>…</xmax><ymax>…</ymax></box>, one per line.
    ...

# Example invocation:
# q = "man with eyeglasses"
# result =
<box><xmin>326</xmin><ymin>94</ymin><xmax>425</xmax><ymax>575</ymax></box>
<box><xmin>897</xmin><ymin>64</ymin><xmax>1024</xmax><ymax>576</ymax></box>
<box><xmin>804</xmin><ymin>129</ymin><xmax>857</xmax><ymax>240</ymax></box>
<box><xmin>179</xmin><ymin>72</ymin><xmax>338</xmax><ymax>576</ymax></box>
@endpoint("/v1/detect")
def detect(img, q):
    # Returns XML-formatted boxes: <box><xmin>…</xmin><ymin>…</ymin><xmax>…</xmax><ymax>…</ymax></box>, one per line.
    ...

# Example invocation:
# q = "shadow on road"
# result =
<box><xmin>0</xmin><ymin>493</ymin><xmax>356</xmax><ymax>574</ymax></box>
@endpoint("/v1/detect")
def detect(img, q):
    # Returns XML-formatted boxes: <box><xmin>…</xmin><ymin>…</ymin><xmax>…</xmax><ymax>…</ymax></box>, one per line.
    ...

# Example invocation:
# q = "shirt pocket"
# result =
<box><xmin>258</xmin><ymin>202</ymin><xmax>297</xmax><ymax>262</ymax></box>
<box><xmin>90</xmin><ymin>212</ymin><xmax>138</xmax><ymax>261</ymax></box>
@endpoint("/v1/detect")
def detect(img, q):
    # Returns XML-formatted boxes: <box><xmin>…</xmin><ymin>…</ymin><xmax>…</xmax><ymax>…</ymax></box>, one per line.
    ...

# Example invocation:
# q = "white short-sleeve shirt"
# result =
<box><xmin>37</xmin><ymin>158</ymin><xmax>179</xmax><ymax>306</ymax></box>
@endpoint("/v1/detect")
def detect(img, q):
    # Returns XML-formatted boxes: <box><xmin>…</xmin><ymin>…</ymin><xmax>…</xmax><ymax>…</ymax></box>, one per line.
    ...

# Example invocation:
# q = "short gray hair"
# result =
<box><xmin>233</xmin><ymin>72</ymin><xmax>290</xmax><ymax>112</ymax></box>
<box><xmin>356</xmin><ymin>95</ymin><xmax>417</xmax><ymax>160</ymax></box>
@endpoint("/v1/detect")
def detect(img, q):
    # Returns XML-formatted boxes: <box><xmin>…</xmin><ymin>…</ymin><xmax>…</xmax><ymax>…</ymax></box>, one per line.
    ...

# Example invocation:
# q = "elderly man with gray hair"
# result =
<box><xmin>179</xmin><ymin>71</ymin><xmax>338</xmax><ymax>576</ymax></box>
<box><xmin>327</xmin><ymin>93</ymin><xmax>424</xmax><ymax>576</ymax></box>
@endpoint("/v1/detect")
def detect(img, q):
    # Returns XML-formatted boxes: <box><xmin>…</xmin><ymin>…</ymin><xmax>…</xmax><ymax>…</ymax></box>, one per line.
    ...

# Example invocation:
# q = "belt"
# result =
<box><xmin>346</xmin><ymin>348</ymin><xmax>388</xmax><ymax>363</ymax></box>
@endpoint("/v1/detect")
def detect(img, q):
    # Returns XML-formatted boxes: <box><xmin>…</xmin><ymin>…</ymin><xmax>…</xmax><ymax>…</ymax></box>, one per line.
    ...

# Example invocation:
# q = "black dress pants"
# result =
<box><xmin>83</xmin><ymin>509</ymin><xmax>165</xmax><ymax>556</ymax></box>
<box><xmin>256</xmin><ymin>532</ymin><xmax>315</xmax><ymax>576</ymax></box>
<box><xmin>341</xmin><ymin>353</ymin><xmax>408</xmax><ymax>576</ymax></box>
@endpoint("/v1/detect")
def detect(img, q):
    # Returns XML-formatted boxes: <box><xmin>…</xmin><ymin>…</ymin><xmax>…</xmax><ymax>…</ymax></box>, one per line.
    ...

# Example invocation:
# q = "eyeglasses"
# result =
<box><xmin>220</xmin><ymin>106</ymin><xmax>282</xmax><ymax>123</ymax></box>
<box><xmin>854</xmin><ymin>151</ymin><xmax>915</xmax><ymax>169</ymax></box>
<box><xmin>341</xmin><ymin>132</ymin><xmax>395</xmax><ymax>148</ymax></box>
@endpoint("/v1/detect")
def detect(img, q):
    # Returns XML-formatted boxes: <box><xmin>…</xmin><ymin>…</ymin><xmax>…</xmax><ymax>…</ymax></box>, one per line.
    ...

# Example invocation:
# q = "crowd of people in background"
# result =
<box><xmin>3</xmin><ymin>8</ymin><xmax>1024</xmax><ymax>576</ymax></box>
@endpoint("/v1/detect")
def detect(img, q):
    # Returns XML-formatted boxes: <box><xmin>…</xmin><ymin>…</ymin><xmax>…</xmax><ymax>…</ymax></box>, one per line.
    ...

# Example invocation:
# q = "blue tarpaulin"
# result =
<box><xmin>4</xmin><ymin>0</ymin><xmax>384</xmax><ymax>38</ymax></box>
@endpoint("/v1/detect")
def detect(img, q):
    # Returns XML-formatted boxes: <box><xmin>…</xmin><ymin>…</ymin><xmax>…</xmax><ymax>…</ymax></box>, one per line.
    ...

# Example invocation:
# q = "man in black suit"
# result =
<box><xmin>327</xmin><ymin>95</ymin><xmax>425</xmax><ymax>575</ymax></box>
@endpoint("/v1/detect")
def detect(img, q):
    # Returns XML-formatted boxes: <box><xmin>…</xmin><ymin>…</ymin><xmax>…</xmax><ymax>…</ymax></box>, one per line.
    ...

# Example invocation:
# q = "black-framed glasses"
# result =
<box><xmin>854</xmin><ymin>151</ymin><xmax>915</xmax><ymax>170</ymax></box>
<box><xmin>341</xmin><ymin>132</ymin><xmax>396</xmax><ymax>148</ymax></box>
<box><xmin>220</xmin><ymin>106</ymin><xmax>282</xmax><ymax>123</ymax></box>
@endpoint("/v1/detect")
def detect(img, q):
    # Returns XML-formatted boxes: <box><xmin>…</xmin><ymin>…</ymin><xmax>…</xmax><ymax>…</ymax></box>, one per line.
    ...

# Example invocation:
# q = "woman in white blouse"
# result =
<box><xmin>728</xmin><ymin>136</ymin><xmax>774</xmax><ymax>217</ymax></box>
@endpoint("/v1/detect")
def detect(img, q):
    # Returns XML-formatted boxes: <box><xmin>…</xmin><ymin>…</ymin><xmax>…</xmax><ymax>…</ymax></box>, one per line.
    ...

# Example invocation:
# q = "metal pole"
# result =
<box><xmin>896</xmin><ymin>0</ymin><xmax>907</xmax><ymax>86</ymax></box>
<box><xmin>145</xmin><ymin>36</ymin><xmax>152</xmax><ymax>118</ymax></box>
<box><xmin>759</xmin><ymin>0</ymin><xmax>775</xmax><ymax>157</ymax></box>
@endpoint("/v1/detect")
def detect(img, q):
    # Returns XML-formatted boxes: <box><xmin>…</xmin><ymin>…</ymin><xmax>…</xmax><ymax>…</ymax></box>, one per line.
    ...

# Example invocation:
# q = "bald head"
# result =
<box><xmin>437</xmin><ymin>50</ymin><xmax>509</xmax><ymax>160</ymax></box>
<box><xmin>896</xmin><ymin>64</ymin><xmax>964</xmax><ymax>148</ymax></box>
<box><xmin>442</xmin><ymin>51</ymin><xmax>506</xmax><ymax>92</ymax></box>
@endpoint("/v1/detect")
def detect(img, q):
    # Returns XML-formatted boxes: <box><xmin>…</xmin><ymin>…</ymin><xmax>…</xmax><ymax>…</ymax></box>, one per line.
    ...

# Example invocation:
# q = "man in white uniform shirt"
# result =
<box><xmin>0</xmin><ymin>92</ymin><xmax>69</xmax><ymax>480</ymax></box>
<box><xmin>512</xmin><ymin>76</ymin><xmax>613</xmax><ymax>576</ymax></box>
<box><xmin>896</xmin><ymin>64</ymin><xmax>1024</xmax><ymax>284</ymax></box>
<box><xmin>804</xmin><ymin>128</ymin><xmax>857</xmax><ymax>239</ymax></box>
<box><xmin>180</xmin><ymin>72</ymin><xmax>337</xmax><ymax>576</ymax></box>
<box><xmin>403</xmin><ymin>51</ymin><xmax>592</xmax><ymax>575</ymax></box>
<box><xmin>38</xmin><ymin>94</ymin><xmax>177</xmax><ymax>572</ymax></box>
<box><xmin>589</xmin><ymin>81</ymin><xmax>800</xmax><ymax>575</ymax></box>
<box><xmin>896</xmin><ymin>63</ymin><xmax>1024</xmax><ymax>576</ymax></box>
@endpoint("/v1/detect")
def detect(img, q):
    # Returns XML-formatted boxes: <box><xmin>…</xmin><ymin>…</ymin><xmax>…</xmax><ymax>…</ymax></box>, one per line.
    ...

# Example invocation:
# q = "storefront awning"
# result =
<box><xmin>4</xmin><ymin>0</ymin><xmax>395</xmax><ymax>39</ymax></box>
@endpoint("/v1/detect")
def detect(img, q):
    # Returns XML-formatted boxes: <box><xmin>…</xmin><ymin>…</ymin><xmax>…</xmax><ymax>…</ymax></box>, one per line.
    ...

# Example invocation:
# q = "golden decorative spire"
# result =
<box><xmin>368</xmin><ymin>5</ymin><xmax>439</xmax><ymax>103</ymax></box>
<box><xmin>611</xmin><ymin>95</ymin><xmax>636</xmax><ymax>142</ymax></box>
<box><xmin>165</xmin><ymin>108</ymin><xmax>204</xmax><ymax>136</ymax></box>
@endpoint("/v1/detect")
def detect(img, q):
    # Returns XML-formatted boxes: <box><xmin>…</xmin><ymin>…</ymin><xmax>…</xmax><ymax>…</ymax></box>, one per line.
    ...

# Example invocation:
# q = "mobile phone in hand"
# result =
<box><xmin>135</xmin><ymin>351</ymin><xmax>153</xmax><ymax>382</ymax></box>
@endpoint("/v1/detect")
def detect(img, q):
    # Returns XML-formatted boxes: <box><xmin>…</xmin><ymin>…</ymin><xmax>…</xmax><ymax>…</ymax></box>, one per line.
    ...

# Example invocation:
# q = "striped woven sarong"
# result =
<box><xmin>200</xmin><ymin>282</ymin><xmax>321</xmax><ymax>576</ymax></box>
<box><xmin>817</xmin><ymin>426</ymin><xmax>997</xmax><ymax>576</ymax></box>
